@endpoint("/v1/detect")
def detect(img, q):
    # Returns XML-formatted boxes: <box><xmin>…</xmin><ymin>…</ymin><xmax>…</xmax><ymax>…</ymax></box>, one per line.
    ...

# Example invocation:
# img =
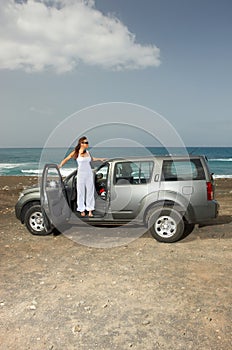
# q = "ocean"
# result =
<box><xmin>0</xmin><ymin>147</ymin><xmax>231</xmax><ymax>178</ymax></box>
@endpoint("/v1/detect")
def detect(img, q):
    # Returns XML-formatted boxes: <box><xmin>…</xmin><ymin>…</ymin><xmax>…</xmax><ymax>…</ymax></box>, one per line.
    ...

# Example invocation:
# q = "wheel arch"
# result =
<box><xmin>20</xmin><ymin>200</ymin><xmax>41</xmax><ymax>223</ymax></box>
<box><xmin>143</xmin><ymin>200</ymin><xmax>194</xmax><ymax>226</ymax></box>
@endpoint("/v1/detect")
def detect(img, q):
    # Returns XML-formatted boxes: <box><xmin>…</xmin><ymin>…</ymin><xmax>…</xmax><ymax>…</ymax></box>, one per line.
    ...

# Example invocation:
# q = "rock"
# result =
<box><xmin>72</xmin><ymin>324</ymin><xmax>81</xmax><ymax>333</ymax></box>
<box><xmin>84</xmin><ymin>306</ymin><xmax>91</xmax><ymax>311</ymax></box>
<box><xmin>29</xmin><ymin>305</ymin><xmax>36</xmax><ymax>310</ymax></box>
<box><xmin>142</xmin><ymin>320</ymin><xmax>151</xmax><ymax>325</ymax></box>
<box><xmin>103</xmin><ymin>299</ymin><xmax>110</xmax><ymax>308</ymax></box>
<box><xmin>205</xmin><ymin>316</ymin><xmax>212</xmax><ymax>321</ymax></box>
<box><xmin>26</xmin><ymin>255</ymin><xmax>33</xmax><ymax>259</ymax></box>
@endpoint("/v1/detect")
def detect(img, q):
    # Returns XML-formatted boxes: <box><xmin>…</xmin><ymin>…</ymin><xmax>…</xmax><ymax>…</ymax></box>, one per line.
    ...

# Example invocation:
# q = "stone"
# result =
<box><xmin>72</xmin><ymin>324</ymin><xmax>81</xmax><ymax>333</ymax></box>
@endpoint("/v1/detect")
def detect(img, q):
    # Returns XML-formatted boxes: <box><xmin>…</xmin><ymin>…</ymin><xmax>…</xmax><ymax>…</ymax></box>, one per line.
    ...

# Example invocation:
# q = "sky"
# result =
<box><xmin>0</xmin><ymin>0</ymin><xmax>232</xmax><ymax>147</ymax></box>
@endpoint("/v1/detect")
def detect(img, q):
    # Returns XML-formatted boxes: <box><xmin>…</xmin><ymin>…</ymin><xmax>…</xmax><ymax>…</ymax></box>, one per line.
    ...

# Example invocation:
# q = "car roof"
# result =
<box><xmin>107</xmin><ymin>155</ymin><xmax>205</xmax><ymax>163</ymax></box>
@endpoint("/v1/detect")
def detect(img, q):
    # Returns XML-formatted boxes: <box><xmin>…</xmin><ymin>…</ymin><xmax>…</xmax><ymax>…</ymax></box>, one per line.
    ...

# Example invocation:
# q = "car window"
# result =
<box><xmin>95</xmin><ymin>163</ymin><xmax>109</xmax><ymax>181</ymax></box>
<box><xmin>114</xmin><ymin>161</ymin><xmax>153</xmax><ymax>185</ymax></box>
<box><xmin>161</xmin><ymin>159</ymin><xmax>205</xmax><ymax>181</ymax></box>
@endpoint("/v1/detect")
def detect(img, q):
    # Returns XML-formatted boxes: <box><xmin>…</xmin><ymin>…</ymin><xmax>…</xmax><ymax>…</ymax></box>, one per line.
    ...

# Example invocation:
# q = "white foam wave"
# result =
<box><xmin>0</xmin><ymin>162</ymin><xmax>30</xmax><ymax>169</ymax></box>
<box><xmin>21</xmin><ymin>169</ymin><xmax>42</xmax><ymax>174</ymax></box>
<box><xmin>60</xmin><ymin>168</ymin><xmax>76</xmax><ymax>176</ymax></box>
<box><xmin>213</xmin><ymin>174</ymin><xmax>232</xmax><ymax>179</ymax></box>
<box><xmin>21</xmin><ymin>167</ymin><xmax>76</xmax><ymax>177</ymax></box>
<box><xmin>209</xmin><ymin>158</ymin><xmax>232</xmax><ymax>162</ymax></box>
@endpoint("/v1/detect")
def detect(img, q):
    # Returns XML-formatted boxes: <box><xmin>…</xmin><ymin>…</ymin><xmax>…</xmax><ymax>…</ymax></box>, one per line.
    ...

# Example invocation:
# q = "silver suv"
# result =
<box><xmin>15</xmin><ymin>155</ymin><xmax>219</xmax><ymax>243</ymax></box>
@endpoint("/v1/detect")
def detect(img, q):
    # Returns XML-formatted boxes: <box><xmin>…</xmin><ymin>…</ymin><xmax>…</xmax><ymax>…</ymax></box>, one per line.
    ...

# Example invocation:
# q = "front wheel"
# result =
<box><xmin>24</xmin><ymin>204</ymin><xmax>51</xmax><ymax>236</ymax></box>
<box><xmin>147</xmin><ymin>207</ymin><xmax>185</xmax><ymax>243</ymax></box>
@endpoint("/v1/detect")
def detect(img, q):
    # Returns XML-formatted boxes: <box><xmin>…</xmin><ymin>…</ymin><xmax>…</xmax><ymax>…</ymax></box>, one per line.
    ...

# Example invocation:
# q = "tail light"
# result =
<box><xmin>206</xmin><ymin>182</ymin><xmax>213</xmax><ymax>201</ymax></box>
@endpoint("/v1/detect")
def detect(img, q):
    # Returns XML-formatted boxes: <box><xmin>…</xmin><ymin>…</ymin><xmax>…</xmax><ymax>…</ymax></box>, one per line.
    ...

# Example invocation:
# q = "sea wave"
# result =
<box><xmin>60</xmin><ymin>168</ymin><xmax>76</xmax><ymax>176</ymax></box>
<box><xmin>0</xmin><ymin>162</ymin><xmax>33</xmax><ymax>169</ymax></box>
<box><xmin>21</xmin><ymin>169</ymin><xmax>42</xmax><ymax>174</ymax></box>
<box><xmin>209</xmin><ymin>158</ymin><xmax>232</xmax><ymax>162</ymax></box>
<box><xmin>213</xmin><ymin>174</ymin><xmax>232</xmax><ymax>179</ymax></box>
<box><xmin>21</xmin><ymin>168</ymin><xmax>76</xmax><ymax>177</ymax></box>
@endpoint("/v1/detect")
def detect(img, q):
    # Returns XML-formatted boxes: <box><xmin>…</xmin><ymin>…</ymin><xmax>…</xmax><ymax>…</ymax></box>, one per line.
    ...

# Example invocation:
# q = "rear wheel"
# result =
<box><xmin>147</xmin><ymin>207</ymin><xmax>185</xmax><ymax>243</ymax></box>
<box><xmin>183</xmin><ymin>223</ymin><xmax>195</xmax><ymax>237</ymax></box>
<box><xmin>24</xmin><ymin>204</ymin><xmax>51</xmax><ymax>236</ymax></box>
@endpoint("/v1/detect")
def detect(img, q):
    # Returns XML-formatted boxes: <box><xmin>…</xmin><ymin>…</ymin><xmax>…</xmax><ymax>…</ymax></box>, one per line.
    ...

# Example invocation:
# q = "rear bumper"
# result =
<box><xmin>201</xmin><ymin>200</ymin><xmax>219</xmax><ymax>222</ymax></box>
<box><xmin>208</xmin><ymin>199</ymin><xmax>220</xmax><ymax>219</ymax></box>
<box><xmin>188</xmin><ymin>200</ymin><xmax>219</xmax><ymax>224</ymax></box>
<box><xmin>215</xmin><ymin>200</ymin><xmax>220</xmax><ymax>218</ymax></box>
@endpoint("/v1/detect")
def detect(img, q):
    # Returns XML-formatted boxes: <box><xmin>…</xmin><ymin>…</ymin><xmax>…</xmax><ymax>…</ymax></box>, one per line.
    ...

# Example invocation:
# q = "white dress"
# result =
<box><xmin>76</xmin><ymin>151</ymin><xmax>95</xmax><ymax>212</ymax></box>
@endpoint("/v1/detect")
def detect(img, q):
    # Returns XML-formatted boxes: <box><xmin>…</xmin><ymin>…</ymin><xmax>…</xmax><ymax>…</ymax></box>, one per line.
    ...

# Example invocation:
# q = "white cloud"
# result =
<box><xmin>0</xmin><ymin>0</ymin><xmax>160</xmax><ymax>73</ymax></box>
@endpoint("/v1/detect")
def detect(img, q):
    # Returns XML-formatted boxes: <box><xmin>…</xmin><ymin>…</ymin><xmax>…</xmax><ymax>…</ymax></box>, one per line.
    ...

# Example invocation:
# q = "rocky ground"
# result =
<box><xmin>0</xmin><ymin>177</ymin><xmax>231</xmax><ymax>350</ymax></box>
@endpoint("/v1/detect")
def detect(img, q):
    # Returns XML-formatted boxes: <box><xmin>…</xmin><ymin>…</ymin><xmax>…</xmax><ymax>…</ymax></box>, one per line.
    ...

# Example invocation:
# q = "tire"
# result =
<box><xmin>147</xmin><ymin>207</ymin><xmax>185</xmax><ymax>243</ymax></box>
<box><xmin>24</xmin><ymin>204</ymin><xmax>51</xmax><ymax>236</ymax></box>
<box><xmin>183</xmin><ymin>223</ymin><xmax>195</xmax><ymax>238</ymax></box>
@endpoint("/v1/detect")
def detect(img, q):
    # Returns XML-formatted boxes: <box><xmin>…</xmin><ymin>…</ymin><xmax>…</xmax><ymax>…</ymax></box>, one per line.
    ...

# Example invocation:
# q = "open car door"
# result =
<box><xmin>41</xmin><ymin>164</ymin><xmax>71</xmax><ymax>231</ymax></box>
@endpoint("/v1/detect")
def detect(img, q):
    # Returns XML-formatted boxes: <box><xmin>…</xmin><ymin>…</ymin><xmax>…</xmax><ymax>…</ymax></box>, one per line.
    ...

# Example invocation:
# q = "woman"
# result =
<box><xmin>59</xmin><ymin>136</ymin><xmax>105</xmax><ymax>217</ymax></box>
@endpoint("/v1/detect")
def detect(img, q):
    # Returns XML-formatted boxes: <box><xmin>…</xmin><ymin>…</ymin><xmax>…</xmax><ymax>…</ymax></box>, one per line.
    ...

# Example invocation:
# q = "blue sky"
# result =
<box><xmin>0</xmin><ymin>0</ymin><xmax>232</xmax><ymax>147</ymax></box>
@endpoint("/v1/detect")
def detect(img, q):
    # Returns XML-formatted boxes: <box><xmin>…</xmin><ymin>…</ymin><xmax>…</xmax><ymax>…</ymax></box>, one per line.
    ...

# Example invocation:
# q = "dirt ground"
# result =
<box><xmin>0</xmin><ymin>177</ymin><xmax>231</xmax><ymax>350</ymax></box>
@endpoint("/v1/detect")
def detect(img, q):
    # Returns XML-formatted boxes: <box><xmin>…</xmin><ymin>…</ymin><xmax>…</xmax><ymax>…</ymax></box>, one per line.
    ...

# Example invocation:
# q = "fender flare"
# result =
<box><xmin>143</xmin><ymin>200</ymin><xmax>195</xmax><ymax>226</ymax></box>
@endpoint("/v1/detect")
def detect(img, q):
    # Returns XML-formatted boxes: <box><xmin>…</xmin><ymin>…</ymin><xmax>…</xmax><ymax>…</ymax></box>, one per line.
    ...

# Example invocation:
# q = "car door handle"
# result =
<box><xmin>154</xmin><ymin>174</ymin><xmax>159</xmax><ymax>182</ymax></box>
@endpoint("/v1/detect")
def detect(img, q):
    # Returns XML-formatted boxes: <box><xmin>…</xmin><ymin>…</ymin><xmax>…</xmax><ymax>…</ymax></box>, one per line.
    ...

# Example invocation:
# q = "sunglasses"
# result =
<box><xmin>82</xmin><ymin>141</ymin><xmax>89</xmax><ymax>144</ymax></box>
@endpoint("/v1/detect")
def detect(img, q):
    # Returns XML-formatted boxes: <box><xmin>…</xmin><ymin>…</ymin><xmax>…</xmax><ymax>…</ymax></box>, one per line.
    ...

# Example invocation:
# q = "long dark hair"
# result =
<box><xmin>73</xmin><ymin>136</ymin><xmax>87</xmax><ymax>159</ymax></box>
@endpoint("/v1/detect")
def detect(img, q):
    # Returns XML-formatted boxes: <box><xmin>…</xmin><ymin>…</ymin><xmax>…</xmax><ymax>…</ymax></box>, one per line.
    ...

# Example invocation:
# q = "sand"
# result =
<box><xmin>0</xmin><ymin>176</ymin><xmax>231</xmax><ymax>349</ymax></box>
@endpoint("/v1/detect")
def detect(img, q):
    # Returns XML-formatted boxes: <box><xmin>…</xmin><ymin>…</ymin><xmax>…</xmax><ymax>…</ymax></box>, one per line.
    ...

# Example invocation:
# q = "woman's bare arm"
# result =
<box><xmin>91</xmin><ymin>156</ymin><xmax>106</xmax><ymax>162</ymax></box>
<box><xmin>88</xmin><ymin>151</ymin><xmax>106</xmax><ymax>162</ymax></box>
<box><xmin>58</xmin><ymin>150</ymin><xmax>75</xmax><ymax>168</ymax></box>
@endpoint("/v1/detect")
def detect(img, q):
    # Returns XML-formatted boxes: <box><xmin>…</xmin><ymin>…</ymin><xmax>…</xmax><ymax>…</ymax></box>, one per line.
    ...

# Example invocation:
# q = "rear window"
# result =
<box><xmin>161</xmin><ymin>159</ymin><xmax>205</xmax><ymax>181</ymax></box>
